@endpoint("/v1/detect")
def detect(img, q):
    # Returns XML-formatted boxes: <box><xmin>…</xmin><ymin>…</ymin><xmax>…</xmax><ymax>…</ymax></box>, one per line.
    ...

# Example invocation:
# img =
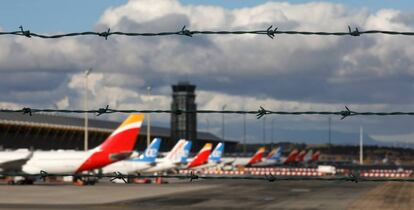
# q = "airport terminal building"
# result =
<box><xmin>0</xmin><ymin>82</ymin><xmax>237</xmax><ymax>153</ymax></box>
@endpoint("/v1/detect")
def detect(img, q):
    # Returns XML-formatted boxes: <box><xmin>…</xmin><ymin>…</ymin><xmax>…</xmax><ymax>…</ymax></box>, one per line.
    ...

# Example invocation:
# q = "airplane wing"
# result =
<box><xmin>0</xmin><ymin>151</ymin><xmax>33</xmax><ymax>172</ymax></box>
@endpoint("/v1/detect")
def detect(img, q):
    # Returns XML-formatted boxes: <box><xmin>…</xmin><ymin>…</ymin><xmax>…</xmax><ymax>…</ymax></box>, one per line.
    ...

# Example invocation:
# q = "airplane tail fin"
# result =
<box><xmin>284</xmin><ymin>149</ymin><xmax>299</xmax><ymax>164</ymax></box>
<box><xmin>247</xmin><ymin>147</ymin><xmax>265</xmax><ymax>165</ymax></box>
<box><xmin>180</xmin><ymin>140</ymin><xmax>193</xmax><ymax>163</ymax></box>
<box><xmin>95</xmin><ymin>114</ymin><xmax>144</xmax><ymax>155</ymax></box>
<box><xmin>208</xmin><ymin>142</ymin><xmax>225</xmax><ymax>163</ymax></box>
<box><xmin>137</xmin><ymin>138</ymin><xmax>161</xmax><ymax>163</ymax></box>
<box><xmin>187</xmin><ymin>143</ymin><xmax>213</xmax><ymax>168</ymax></box>
<box><xmin>296</xmin><ymin>150</ymin><xmax>307</xmax><ymax>162</ymax></box>
<box><xmin>165</xmin><ymin>139</ymin><xmax>187</xmax><ymax>163</ymax></box>
<box><xmin>267</xmin><ymin>146</ymin><xmax>282</xmax><ymax>161</ymax></box>
<box><xmin>303</xmin><ymin>149</ymin><xmax>313</xmax><ymax>162</ymax></box>
<box><xmin>311</xmin><ymin>151</ymin><xmax>320</xmax><ymax>162</ymax></box>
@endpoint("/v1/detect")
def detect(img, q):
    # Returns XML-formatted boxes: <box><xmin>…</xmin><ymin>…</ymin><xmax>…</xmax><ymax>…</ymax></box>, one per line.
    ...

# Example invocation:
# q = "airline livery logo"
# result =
<box><xmin>167</xmin><ymin>140</ymin><xmax>186</xmax><ymax>162</ymax></box>
<box><xmin>145</xmin><ymin>149</ymin><xmax>158</xmax><ymax>158</ymax></box>
<box><xmin>212</xmin><ymin>150</ymin><xmax>222</xmax><ymax>158</ymax></box>
<box><xmin>178</xmin><ymin>149</ymin><xmax>189</xmax><ymax>160</ymax></box>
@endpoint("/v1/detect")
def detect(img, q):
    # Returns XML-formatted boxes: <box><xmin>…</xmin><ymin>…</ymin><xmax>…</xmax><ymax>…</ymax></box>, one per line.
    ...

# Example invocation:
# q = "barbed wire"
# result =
<box><xmin>1</xmin><ymin>106</ymin><xmax>414</xmax><ymax>120</ymax></box>
<box><xmin>1</xmin><ymin>25</ymin><xmax>414</xmax><ymax>40</ymax></box>
<box><xmin>1</xmin><ymin>171</ymin><xmax>413</xmax><ymax>183</ymax></box>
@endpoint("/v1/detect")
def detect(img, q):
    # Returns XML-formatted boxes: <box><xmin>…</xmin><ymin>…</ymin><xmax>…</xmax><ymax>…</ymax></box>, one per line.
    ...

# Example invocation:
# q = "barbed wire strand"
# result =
<box><xmin>2</xmin><ymin>106</ymin><xmax>414</xmax><ymax>120</ymax></box>
<box><xmin>1</xmin><ymin>26</ymin><xmax>414</xmax><ymax>40</ymax></box>
<box><xmin>1</xmin><ymin>171</ymin><xmax>413</xmax><ymax>183</ymax></box>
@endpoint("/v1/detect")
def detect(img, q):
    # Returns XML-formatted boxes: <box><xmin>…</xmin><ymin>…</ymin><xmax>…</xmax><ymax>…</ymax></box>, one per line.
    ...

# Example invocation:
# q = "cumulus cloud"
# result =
<box><xmin>0</xmin><ymin>0</ymin><xmax>414</xmax><ymax>143</ymax></box>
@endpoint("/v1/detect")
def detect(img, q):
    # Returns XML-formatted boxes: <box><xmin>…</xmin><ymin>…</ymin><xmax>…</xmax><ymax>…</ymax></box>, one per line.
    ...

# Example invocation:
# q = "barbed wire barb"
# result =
<box><xmin>18</xmin><ymin>25</ymin><xmax>31</xmax><ymax>38</ymax></box>
<box><xmin>348</xmin><ymin>26</ymin><xmax>361</xmax><ymax>36</ymax></box>
<box><xmin>96</xmin><ymin>105</ymin><xmax>111</xmax><ymax>116</ymax></box>
<box><xmin>110</xmin><ymin>171</ymin><xmax>128</xmax><ymax>183</ymax></box>
<box><xmin>99</xmin><ymin>28</ymin><xmax>111</xmax><ymax>40</ymax></box>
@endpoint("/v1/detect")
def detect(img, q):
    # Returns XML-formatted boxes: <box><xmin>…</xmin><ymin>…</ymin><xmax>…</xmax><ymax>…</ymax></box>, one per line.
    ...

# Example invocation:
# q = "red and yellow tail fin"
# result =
<box><xmin>247</xmin><ymin>147</ymin><xmax>265</xmax><ymax>165</ymax></box>
<box><xmin>97</xmin><ymin>114</ymin><xmax>144</xmax><ymax>153</ymax></box>
<box><xmin>187</xmin><ymin>143</ymin><xmax>212</xmax><ymax>168</ymax></box>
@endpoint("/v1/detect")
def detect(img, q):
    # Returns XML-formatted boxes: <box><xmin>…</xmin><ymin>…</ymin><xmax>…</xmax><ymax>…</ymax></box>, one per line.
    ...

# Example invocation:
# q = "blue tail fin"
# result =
<box><xmin>208</xmin><ymin>142</ymin><xmax>224</xmax><ymax>162</ymax></box>
<box><xmin>180</xmin><ymin>140</ymin><xmax>192</xmax><ymax>163</ymax></box>
<box><xmin>137</xmin><ymin>138</ymin><xmax>161</xmax><ymax>163</ymax></box>
<box><xmin>268</xmin><ymin>146</ymin><xmax>282</xmax><ymax>161</ymax></box>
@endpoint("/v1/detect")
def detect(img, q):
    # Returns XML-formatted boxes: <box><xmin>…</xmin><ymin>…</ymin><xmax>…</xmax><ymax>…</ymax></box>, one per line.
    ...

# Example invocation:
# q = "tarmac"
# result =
<box><xmin>0</xmin><ymin>179</ymin><xmax>412</xmax><ymax>210</ymax></box>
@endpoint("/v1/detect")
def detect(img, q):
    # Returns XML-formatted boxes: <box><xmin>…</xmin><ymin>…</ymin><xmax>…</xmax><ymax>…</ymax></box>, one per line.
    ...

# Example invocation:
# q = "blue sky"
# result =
<box><xmin>0</xmin><ymin>0</ymin><xmax>412</xmax><ymax>32</ymax></box>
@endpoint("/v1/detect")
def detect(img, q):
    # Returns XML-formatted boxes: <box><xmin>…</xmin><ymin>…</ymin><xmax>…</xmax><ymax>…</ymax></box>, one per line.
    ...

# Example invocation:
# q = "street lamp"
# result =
<box><xmin>262</xmin><ymin>116</ymin><xmax>266</xmax><ymax>147</ymax></box>
<box><xmin>243</xmin><ymin>113</ymin><xmax>246</xmax><ymax>154</ymax></box>
<box><xmin>222</xmin><ymin>104</ymin><xmax>227</xmax><ymax>141</ymax></box>
<box><xmin>271</xmin><ymin>118</ymin><xmax>274</xmax><ymax>148</ymax></box>
<box><xmin>206</xmin><ymin>118</ymin><xmax>210</xmax><ymax>133</ymax></box>
<box><xmin>146</xmin><ymin>86</ymin><xmax>152</xmax><ymax>147</ymax></box>
<box><xmin>84</xmin><ymin>68</ymin><xmax>92</xmax><ymax>151</ymax></box>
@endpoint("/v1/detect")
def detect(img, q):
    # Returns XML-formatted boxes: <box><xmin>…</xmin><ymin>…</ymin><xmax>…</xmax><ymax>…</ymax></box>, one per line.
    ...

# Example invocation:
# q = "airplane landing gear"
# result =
<box><xmin>7</xmin><ymin>176</ymin><xmax>34</xmax><ymax>185</ymax></box>
<box><xmin>73</xmin><ymin>176</ymin><xmax>98</xmax><ymax>186</ymax></box>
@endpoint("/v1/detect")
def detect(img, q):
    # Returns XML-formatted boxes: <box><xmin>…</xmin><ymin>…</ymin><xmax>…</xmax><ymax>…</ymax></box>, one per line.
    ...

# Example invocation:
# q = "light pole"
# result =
<box><xmin>262</xmin><ymin>116</ymin><xmax>266</xmax><ymax>147</ymax></box>
<box><xmin>243</xmin><ymin>114</ymin><xmax>246</xmax><ymax>154</ymax></box>
<box><xmin>147</xmin><ymin>86</ymin><xmax>151</xmax><ymax>147</ymax></box>
<box><xmin>328</xmin><ymin>116</ymin><xmax>331</xmax><ymax>146</ymax></box>
<box><xmin>222</xmin><ymin>104</ymin><xmax>226</xmax><ymax>141</ymax></box>
<box><xmin>360</xmin><ymin>126</ymin><xmax>363</xmax><ymax>165</ymax></box>
<box><xmin>84</xmin><ymin>68</ymin><xmax>92</xmax><ymax>151</ymax></box>
<box><xmin>271</xmin><ymin>118</ymin><xmax>274</xmax><ymax>148</ymax></box>
<box><xmin>206</xmin><ymin>118</ymin><xmax>210</xmax><ymax>133</ymax></box>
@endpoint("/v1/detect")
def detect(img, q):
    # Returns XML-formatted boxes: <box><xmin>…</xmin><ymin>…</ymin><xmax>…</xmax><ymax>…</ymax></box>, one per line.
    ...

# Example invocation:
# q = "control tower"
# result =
<box><xmin>171</xmin><ymin>82</ymin><xmax>197</xmax><ymax>142</ymax></box>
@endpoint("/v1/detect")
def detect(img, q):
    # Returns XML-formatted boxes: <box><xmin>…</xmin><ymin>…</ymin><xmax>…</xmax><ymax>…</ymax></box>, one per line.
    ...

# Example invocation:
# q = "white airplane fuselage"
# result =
<box><xmin>253</xmin><ymin>159</ymin><xmax>279</xmax><ymax>167</ymax></box>
<box><xmin>101</xmin><ymin>160</ymin><xmax>153</xmax><ymax>174</ymax></box>
<box><xmin>189</xmin><ymin>161</ymin><xmax>220</xmax><ymax>170</ymax></box>
<box><xmin>22</xmin><ymin>151</ymin><xmax>93</xmax><ymax>174</ymax></box>
<box><xmin>143</xmin><ymin>159</ymin><xmax>179</xmax><ymax>173</ymax></box>
<box><xmin>221</xmin><ymin>157</ymin><xmax>252</xmax><ymax>167</ymax></box>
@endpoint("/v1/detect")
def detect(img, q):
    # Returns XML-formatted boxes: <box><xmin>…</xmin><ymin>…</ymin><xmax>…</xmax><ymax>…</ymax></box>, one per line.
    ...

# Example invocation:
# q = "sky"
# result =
<box><xmin>0</xmin><ymin>0</ymin><xmax>414</xmax><ymax>145</ymax></box>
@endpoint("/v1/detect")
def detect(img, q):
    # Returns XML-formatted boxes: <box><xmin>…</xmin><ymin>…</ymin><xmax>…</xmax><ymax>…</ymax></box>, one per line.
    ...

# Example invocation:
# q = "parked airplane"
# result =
<box><xmin>188</xmin><ymin>142</ymin><xmax>224</xmax><ymax>169</ymax></box>
<box><xmin>101</xmin><ymin>138</ymin><xmax>161</xmax><ymax>174</ymax></box>
<box><xmin>253</xmin><ymin>146</ymin><xmax>283</xmax><ymax>166</ymax></box>
<box><xmin>187</xmin><ymin>143</ymin><xmax>213</xmax><ymax>169</ymax></box>
<box><xmin>143</xmin><ymin>140</ymin><xmax>191</xmax><ymax>173</ymax></box>
<box><xmin>0</xmin><ymin>114</ymin><xmax>144</xmax><ymax>184</ymax></box>
<box><xmin>222</xmin><ymin>147</ymin><xmax>266</xmax><ymax>167</ymax></box>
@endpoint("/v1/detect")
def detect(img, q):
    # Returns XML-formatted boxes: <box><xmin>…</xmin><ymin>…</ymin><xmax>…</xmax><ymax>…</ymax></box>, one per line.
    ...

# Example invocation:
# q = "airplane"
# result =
<box><xmin>101</xmin><ymin>138</ymin><xmax>161</xmax><ymax>174</ymax></box>
<box><xmin>143</xmin><ymin>140</ymin><xmax>192</xmax><ymax>173</ymax></box>
<box><xmin>0</xmin><ymin>114</ymin><xmax>144</xmax><ymax>184</ymax></box>
<box><xmin>253</xmin><ymin>146</ymin><xmax>283</xmax><ymax>166</ymax></box>
<box><xmin>222</xmin><ymin>147</ymin><xmax>266</xmax><ymax>168</ymax></box>
<box><xmin>187</xmin><ymin>143</ymin><xmax>225</xmax><ymax>169</ymax></box>
<box><xmin>283</xmin><ymin>149</ymin><xmax>299</xmax><ymax>165</ymax></box>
